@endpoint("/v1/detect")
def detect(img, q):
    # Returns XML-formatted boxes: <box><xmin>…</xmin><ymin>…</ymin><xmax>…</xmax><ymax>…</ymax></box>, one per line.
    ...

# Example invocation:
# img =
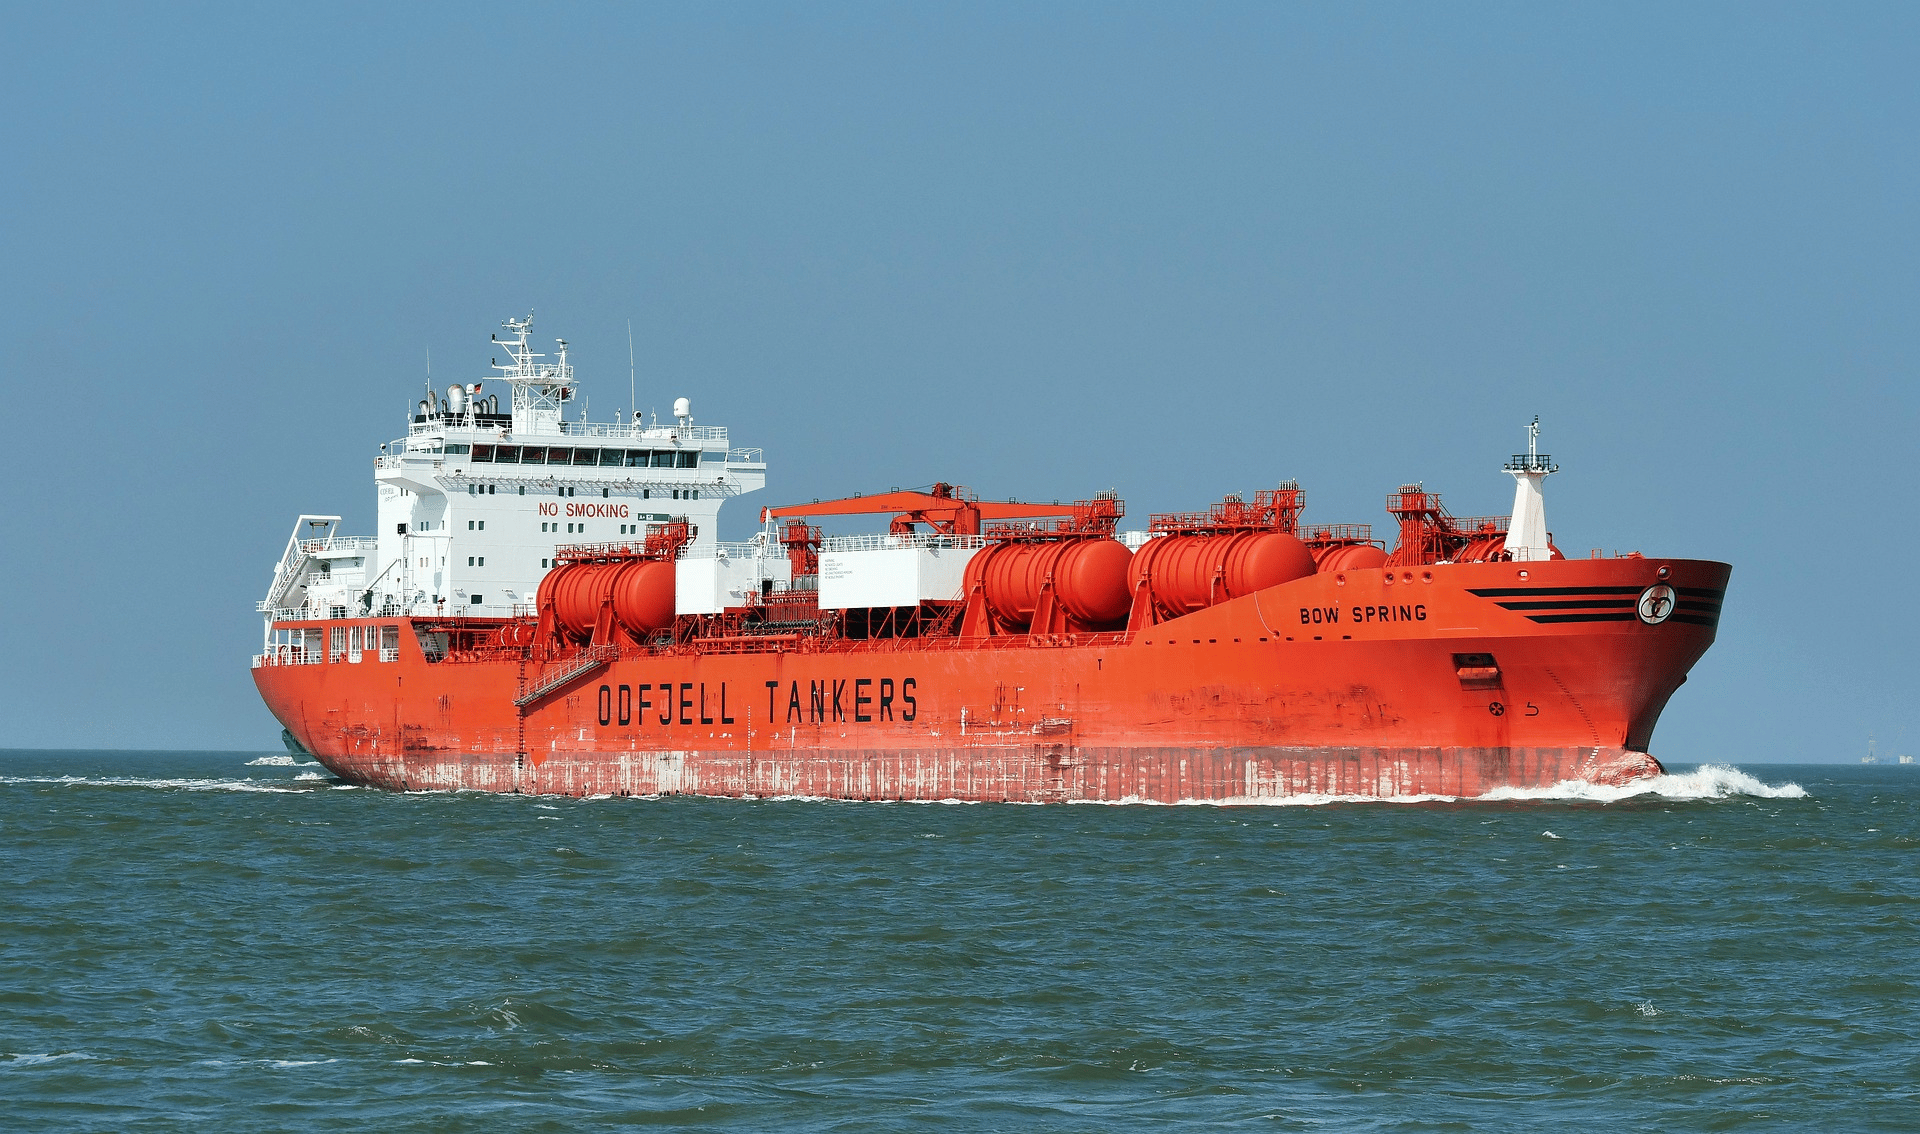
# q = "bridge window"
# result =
<box><xmin>600</xmin><ymin>449</ymin><xmax>623</xmax><ymax>467</ymax></box>
<box><xmin>472</xmin><ymin>444</ymin><xmax>494</xmax><ymax>462</ymax></box>
<box><xmin>677</xmin><ymin>451</ymin><xmax>699</xmax><ymax>468</ymax></box>
<box><xmin>574</xmin><ymin>448</ymin><xmax>599</xmax><ymax>466</ymax></box>
<box><xmin>494</xmin><ymin>446</ymin><xmax>519</xmax><ymax>464</ymax></box>
<box><xmin>651</xmin><ymin>451</ymin><xmax>676</xmax><ymax>468</ymax></box>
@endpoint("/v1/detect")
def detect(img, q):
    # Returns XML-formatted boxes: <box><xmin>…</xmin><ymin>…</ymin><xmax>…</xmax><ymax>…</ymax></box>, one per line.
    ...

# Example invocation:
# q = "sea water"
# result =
<box><xmin>1</xmin><ymin>751</ymin><xmax>1913</xmax><ymax>1131</ymax></box>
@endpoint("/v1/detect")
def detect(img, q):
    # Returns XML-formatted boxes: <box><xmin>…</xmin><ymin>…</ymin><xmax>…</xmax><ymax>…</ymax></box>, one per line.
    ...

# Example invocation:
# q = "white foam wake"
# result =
<box><xmin>1475</xmin><ymin>763</ymin><xmax>1806</xmax><ymax>803</ymax></box>
<box><xmin>0</xmin><ymin>775</ymin><xmax>329</xmax><ymax>794</ymax></box>
<box><xmin>1071</xmin><ymin>763</ymin><xmax>1807</xmax><ymax>807</ymax></box>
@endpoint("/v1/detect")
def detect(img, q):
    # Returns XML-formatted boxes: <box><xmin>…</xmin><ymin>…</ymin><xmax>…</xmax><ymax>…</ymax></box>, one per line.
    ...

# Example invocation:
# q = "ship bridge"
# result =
<box><xmin>257</xmin><ymin>315</ymin><xmax>767</xmax><ymax>641</ymax></box>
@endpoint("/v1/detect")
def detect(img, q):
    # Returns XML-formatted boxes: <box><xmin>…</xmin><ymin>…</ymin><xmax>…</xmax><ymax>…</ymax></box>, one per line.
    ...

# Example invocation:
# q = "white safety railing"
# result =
<box><xmin>819</xmin><ymin>533</ymin><xmax>987</xmax><ymax>553</ymax></box>
<box><xmin>403</xmin><ymin>419</ymin><xmax>731</xmax><ymax>444</ymax></box>
<box><xmin>260</xmin><ymin>601</ymin><xmax>534</xmax><ymax>623</ymax></box>
<box><xmin>297</xmin><ymin>536</ymin><xmax>375</xmax><ymax>554</ymax></box>
<box><xmin>253</xmin><ymin>648</ymin><xmax>326</xmax><ymax>667</ymax></box>
<box><xmin>445</xmin><ymin>602</ymin><xmax>538</xmax><ymax>619</ymax></box>
<box><xmin>693</xmin><ymin>540</ymin><xmax>785</xmax><ymax>560</ymax></box>
<box><xmin>560</xmin><ymin>424</ymin><xmax>733</xmax><ymax>445</ymax></box>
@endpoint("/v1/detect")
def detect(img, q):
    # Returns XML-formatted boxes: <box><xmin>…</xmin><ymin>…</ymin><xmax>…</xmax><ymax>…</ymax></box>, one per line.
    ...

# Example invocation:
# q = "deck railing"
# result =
<box><xmin>405</xmin><ymin>419</ymin><xmax>733</xmax><ymax>444</ymax></box>
<box><xmin>299</xmin><ymin>536</ymin><xmax>378</xmax><ymax>554</ymax></box>
<box><xmin>819</xmin><ymin>533</ymin><xmax>987</xmax><ymax>553</ymax></box>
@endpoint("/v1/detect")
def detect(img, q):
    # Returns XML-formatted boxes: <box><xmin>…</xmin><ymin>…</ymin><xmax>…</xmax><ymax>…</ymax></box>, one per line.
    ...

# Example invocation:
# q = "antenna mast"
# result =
<box><xmin>627</xmin><ymin>320</ymin><xmax>637</xmax><ymax>423</ymax></box>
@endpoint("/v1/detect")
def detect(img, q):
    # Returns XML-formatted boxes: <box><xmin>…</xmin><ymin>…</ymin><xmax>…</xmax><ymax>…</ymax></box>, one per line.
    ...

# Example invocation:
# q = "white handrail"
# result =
<box><xmin>819</xmin><ymin>533</ymin><xmax>987</xmax><ymax>553</ymax></box>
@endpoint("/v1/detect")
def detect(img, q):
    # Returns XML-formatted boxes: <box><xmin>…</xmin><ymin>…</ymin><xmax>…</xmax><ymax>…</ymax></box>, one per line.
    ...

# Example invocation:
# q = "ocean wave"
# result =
<box><xmin>245</xmin><ymin>756</ymin><xmax>323</xmax><ymax>767</ymax></box>
<box><xmin>1</xmin><ymin>1052</ymin><xmax>94</xmax><ymax>1067</ymax></box>
<box><xmin>0</xmin><ymin>775</ymin><xmax>328</xmax><ymax>794</ymax></box>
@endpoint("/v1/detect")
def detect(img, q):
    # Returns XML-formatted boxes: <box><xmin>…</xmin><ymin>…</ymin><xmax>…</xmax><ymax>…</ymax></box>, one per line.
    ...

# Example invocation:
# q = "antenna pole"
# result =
<box><xmin>627</xmin><ymin>320</ymin><xmax>637</xmax><ymax>424</ymax></box>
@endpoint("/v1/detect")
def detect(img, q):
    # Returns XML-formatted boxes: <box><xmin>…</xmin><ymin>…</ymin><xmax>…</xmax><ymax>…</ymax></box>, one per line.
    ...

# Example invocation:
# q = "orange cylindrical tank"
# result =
<box><xmin>536</xmin><ymin>562</ymin><xmax>577</xmax><ymax>634</ymax></box>
<box><xmin>1049</xmin><ymin>538</ymin><xmax>1133</xmax><ymax>624</ymax></box>
<box><xmin>1455</xmin><ymin>535</ymin><xmax>1508</xmax><ymax>564</ymax></box>
<box><xmin>1313</xmin><ymin>543</ymin><xmax>1388</xmax><ymax>572</ymax></box>
<box><xmin>549</xmin><ymin>562</ymin><xmax>613</xmax><ymax>638</ymax></box>
<box><xmin>609</xmin><ymin>559</ymin><xmax>676</xmax><ymax>637</ymax></box>
<box><xmin>1131</xmin><ymin>531</ymin><xmax>1317</xmax><ymax>616</ymax></box>
<box><xmin>535</xmin><ymin>565</ymin><xmax>564</xmax><ymax>615</ymax></box>
<box><xmin>967</xmin><ymin>538</ymin><xmax>1134</xmax><ymax>631</ymax></box>
<box><xmin>970</xmin><ymin>542</ymin><xmax>1040</xmax><ymax>627</ymax></box>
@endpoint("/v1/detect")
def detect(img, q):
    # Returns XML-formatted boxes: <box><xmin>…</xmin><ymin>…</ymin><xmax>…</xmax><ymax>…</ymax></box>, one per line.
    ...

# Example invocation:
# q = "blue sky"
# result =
<box><xmin>2</xmin><ymin>3</ymin><xmax>1915</xmax><ymax>760</ymax></box>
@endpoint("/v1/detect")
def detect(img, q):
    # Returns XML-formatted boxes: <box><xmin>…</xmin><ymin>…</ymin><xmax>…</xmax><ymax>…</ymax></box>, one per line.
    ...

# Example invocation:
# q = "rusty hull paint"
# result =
<box><xmin>309</xmin><ymin>742</ymin><xmax>1663</xmax><ymax>801</ymax></box>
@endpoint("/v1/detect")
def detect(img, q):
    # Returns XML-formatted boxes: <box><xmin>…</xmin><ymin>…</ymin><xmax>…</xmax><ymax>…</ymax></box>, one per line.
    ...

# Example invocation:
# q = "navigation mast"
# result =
<box><xmin>1503</xmin><ymin>416</ymin><xmax>1558</xmax><ymax>562</ymax></box>
<box><xmin>491</xmin><ymin>313</ymin><xmax>576</xmax><ymax>434</ymax></box>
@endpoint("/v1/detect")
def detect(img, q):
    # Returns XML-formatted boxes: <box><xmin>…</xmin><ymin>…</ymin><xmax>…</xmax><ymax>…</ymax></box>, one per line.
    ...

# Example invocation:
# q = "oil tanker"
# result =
<box><xmin>252</xmin><ymin>316</ymin><xmax>1727</xmax><ymax>801</ymax></box>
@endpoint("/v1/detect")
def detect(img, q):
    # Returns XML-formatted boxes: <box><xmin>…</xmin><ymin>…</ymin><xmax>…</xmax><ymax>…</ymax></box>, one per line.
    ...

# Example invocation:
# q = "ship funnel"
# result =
<box><xmin>1502</xmin><ymin>417</ymin><xmax>1559</xmax><ymax>562</ymax></box>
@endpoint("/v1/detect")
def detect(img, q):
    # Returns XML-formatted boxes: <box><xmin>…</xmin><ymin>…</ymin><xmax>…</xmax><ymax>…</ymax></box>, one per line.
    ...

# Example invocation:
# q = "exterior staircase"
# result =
<box><xmin>514</xmin><ymin>645</ymin><xmax>618</xmax><ymax>709</ymax></box>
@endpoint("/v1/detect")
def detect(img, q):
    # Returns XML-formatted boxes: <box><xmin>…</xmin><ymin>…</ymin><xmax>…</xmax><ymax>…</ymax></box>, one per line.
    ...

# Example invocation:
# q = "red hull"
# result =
<box><xmin>254</xmin><ymin>557</ymin><xmax>1725</xmax><ymax>801</ymax></box>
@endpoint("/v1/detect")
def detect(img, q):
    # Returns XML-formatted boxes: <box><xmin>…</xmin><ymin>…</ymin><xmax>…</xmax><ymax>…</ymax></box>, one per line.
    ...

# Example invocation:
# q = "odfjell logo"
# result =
<box><xmin>1637</xmin><ymin>584</ymin><xmax>1677</xmax><ymax>625</ymax></box>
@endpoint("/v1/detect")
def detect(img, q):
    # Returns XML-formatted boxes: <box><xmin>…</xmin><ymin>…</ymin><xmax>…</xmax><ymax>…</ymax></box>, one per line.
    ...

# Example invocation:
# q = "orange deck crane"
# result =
<box><xmin>760</xmin><ymin>482</ymin><xmax>1077</xmax><ymax>537</ymax></box>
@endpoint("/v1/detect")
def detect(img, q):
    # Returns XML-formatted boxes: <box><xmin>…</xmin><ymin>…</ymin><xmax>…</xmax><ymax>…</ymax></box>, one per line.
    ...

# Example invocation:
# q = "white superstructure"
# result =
<box><xmin>258</xmin><ymin>315</ymin><xmax>768</xmax><ymax>637</ymax></box>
